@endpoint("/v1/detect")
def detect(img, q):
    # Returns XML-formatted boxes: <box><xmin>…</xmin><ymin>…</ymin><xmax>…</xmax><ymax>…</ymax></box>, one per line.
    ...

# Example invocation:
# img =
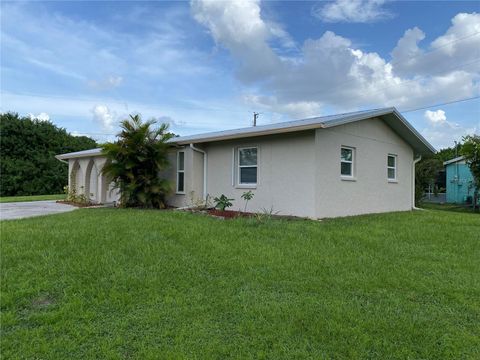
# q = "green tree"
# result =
<box><xmin>435</xmin><ymin>144</ymin><xmax>461</xmax><ymax>163</ymax></box>
<box><xmin>0</xmin><ymin>112</ymin><xmax>96</xmax><ymax>196</ymax></box>
<box><xmin>415</xmin><ymin>157</ymin><xmax>443</xmax><ymax>205</ymax></box>
<box><xmin>102</xmin><ymin>114</ymin><xmax>173</xmax><ymax>208</ymax></box>
<box><xmin>460</xmin><ymin>134</ymin><xmax>480</xmax><ymax>210</ymax></box>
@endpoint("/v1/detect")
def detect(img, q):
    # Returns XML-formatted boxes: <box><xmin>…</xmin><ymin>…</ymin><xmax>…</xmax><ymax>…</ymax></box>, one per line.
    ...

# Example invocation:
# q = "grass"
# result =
<box><xmin>0</xmin><ymin>194</ymin><xmax>65</xmax><ymax>203</ymax></box>
<box><xmin>420</xmin><ymin>202</ymin><xmax>479</xmax><ymax>214</ymax></box>
<box><xmin>1</xmin><ymin>208</ymin><xmax>479</xmax><ymax>359</ymax></box>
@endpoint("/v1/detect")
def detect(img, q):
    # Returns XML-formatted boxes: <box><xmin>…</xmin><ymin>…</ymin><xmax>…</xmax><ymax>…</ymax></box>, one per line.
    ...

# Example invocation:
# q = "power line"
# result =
<box><xmin>400</xmin><ymin>96</ymin><xmax>480</xmax><ymax>113</ymax></box>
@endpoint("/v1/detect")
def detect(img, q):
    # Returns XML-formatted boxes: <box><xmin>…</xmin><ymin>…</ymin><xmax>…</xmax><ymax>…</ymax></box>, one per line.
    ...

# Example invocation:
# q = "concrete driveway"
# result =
<box><xmin>0</xmin><ymin>200</ymin><xmax>76</xmax><ymax>220</ymax></box>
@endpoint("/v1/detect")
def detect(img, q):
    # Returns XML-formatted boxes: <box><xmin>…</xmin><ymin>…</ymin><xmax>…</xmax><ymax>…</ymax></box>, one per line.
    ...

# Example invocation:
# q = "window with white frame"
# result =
<box><xmin>340</xmin><ymin>147</ymin><xmax>354</xmax><ymax>177</ymax></box>
<box><xmin>176</xmin><ymin>151</ymin><xmax>185</xmax><ymax>193</ymax></box>
<box><xmin>238</xmin><ymin>147</ymin><xmax>257</xmax><ymax>185</ymax></box>
<box><xmin>387</xmin><ymin>154</ymin><xmax>397</xmax><ymax>181</ymax></box>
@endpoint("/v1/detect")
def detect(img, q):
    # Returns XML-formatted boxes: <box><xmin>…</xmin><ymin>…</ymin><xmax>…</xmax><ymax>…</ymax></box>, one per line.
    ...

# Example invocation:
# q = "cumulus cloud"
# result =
<box><xmin>312</xmin><ymin>0</ymin><xmax>393</xmax><ymax>23</ymax></box>
<box><xmin>422</xmin><ymin>109</ymin><xmax>478</xmax><ymax>148</ymax></box>
<box><xmin>391</xmin><ymin>13</ymin><xmax>480</xmax><ymax>78</ymax></box>
<box><xmin>27</xmin><ymin>112</ymin><xmax>50</xmax><ymax>122</ymax></box>
<box><xmin>191</xmin><ymin>0</ymin><xmax>285</xmax><ymax>82</ymax></box>
<box><xmin>424</xmin><ymin>110</ymin><xmax>447</xmax><ymax>126</ymax></box>
<box><xmin>91</xmin><ymin>105</ymin><xmax>116</xmax><ymax>131</ymax></box>
<box><xmin>192</xmin><ymin>1</ymin><xmax>480</xmax><ymax>118</ymax></box>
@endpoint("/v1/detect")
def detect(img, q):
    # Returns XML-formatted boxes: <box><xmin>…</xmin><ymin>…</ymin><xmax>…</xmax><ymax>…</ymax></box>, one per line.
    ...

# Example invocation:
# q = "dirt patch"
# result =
<box><xmin>32</xmin><ymin>295</ymin><xmax>55</xmax><ymax>309</ymax></box>
<box><xmin>56</xmin><ymin>200</ymin><xmax>97</xmax><ymax>208</ymax></box>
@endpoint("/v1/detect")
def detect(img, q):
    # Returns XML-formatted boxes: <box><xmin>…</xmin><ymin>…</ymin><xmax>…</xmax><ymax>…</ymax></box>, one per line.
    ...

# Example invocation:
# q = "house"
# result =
<box><xmin>443</xmin><ymin>156</ymin><xmax>475</xmax><ymax>204</ymax></box>
<box><xmin>56</xmin><ymin>107</ymin><xmax>435</xmax><ymax>218</ymax></box>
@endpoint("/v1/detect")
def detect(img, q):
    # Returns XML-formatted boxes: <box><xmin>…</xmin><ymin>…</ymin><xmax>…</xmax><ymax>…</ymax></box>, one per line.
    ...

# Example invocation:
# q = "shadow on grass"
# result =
<box><xmin>420</xmin><ymin>202</ymin><xmax>479</xmax><ymax>214</ymax></box>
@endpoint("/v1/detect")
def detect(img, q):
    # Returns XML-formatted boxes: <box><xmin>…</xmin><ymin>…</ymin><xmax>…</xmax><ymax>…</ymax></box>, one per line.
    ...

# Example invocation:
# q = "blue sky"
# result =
<box><xmin>1</xmin><ymin>0</ymin><xmax>479</xmax><ymax>149</ymax></box>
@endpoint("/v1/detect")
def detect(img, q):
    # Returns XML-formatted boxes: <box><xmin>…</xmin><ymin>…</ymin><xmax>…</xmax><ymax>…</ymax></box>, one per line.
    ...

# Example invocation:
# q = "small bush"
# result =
<box><xmin>214</xmin><ymin>195</ymin><xmax>234</xmax><ymax>211</ymax></box>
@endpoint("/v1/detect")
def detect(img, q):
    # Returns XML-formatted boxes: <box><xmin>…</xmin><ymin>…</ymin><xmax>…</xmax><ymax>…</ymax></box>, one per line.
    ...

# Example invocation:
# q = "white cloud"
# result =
<box><xmin>191</xmin><ymin>0</ymin><xmax>286</xmax><ymax>82</ymax></box>
<box><xmin>424</xmin><ymin>110</ymin><xmax>447</xmax><ymax>126</ymax></box>
<box><xmin>1</xmin><ymin>2</ymin><xmax>211</xmax><ymax>93</ymax></box>
<box><xmin>27</xmin><ymin>112</ymin><xmax>50</xmax><ymax>122</ymax></box>
<box><xmin>391</xmin><ymin>13</ymin><xmax>480</xmax><ymax>78</ymax></box>
<box><xmin>1</xmin><ymin>91</ymin><xmax>251</xmax><ymax>135</ymax></box>
<box><xmin>312</xmin><ymin>0</ymin><xmax>393</xmax><ymax>23</ymax></box>
<box><xmin>91</xmin><ymin>105</ymin><xmax>116</xmax><ymax>131</ymax></box>
<box><xmin>422</xmin><ymin>109</ymin><xmax>478</xmax><ymax>149</ymax></box>
<box><xmin>192</xmin><ymin>1</ymin><xmax>480</xmax><ymax>118</ymax></box>
<box><xmin>71</xmin><ymin>131</ymin><xmax>90</xmax><ymax>137</ymax></box>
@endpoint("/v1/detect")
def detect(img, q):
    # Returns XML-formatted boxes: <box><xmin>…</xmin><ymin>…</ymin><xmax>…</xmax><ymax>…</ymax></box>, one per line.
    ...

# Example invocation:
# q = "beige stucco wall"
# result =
<box><xmin>314</xmin><ymin>117</ymin><xmax>414</xmax><ymax>218</ymax></box>
<box><xmin>203</xmin><ymin>131</ymin><xmax>317</xmax><ymax>217</ymax></box>
<box><xmin>165</xmin><ymin>118</ymin><xmax>415</xmax><ymax>218</ymax></box>
<box><xmin>164</xmin><ymin>146</ymin><xmax>205</xmax><ymax>208</ymax></box>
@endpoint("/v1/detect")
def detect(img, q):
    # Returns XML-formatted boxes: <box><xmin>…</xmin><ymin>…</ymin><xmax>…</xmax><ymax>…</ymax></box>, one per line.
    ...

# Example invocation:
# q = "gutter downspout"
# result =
<box><xmin>412</xmin><ymin>155</ymin><xmax>422</xmax><ymax>210</ymax></box>
<box><xmin>189</xmin><ymin>143</ymin><xmax>207</xmax><ymax>200</ymax></box>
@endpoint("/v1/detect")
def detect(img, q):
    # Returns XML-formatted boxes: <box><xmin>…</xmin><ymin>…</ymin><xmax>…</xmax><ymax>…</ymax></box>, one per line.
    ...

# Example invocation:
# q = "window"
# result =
<box><xmin>238</xmin><ymin>147</ymin><xmax>257</xmax><ymax>185</ymax></box>
<box><xmin>387</xmin><ymin>154</ymin><xmax>397</xmax><ymax>181</ymax></box>
<box><xmin>176</xmin><ymin>151</ymin><xmax>185</xmax><ymax>193</ymax></box>
<box><xmin>340</xmin><ymin>147</ymin><xmax>354</xmax><ymax>177</ymax></box>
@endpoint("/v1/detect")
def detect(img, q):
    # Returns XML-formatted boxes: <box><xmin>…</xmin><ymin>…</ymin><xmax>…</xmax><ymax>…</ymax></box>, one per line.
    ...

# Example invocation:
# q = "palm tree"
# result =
<box><xmin>102</xmin><ymin>114</ymin><xmax>174</xmax><ymax>208</ymax></box>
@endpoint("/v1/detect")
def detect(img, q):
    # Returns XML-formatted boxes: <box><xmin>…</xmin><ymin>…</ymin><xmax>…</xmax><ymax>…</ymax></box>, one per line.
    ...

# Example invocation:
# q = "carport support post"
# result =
<box><xmin>95</xmin><ymin>158</ymin><xmax>108</xmax><ymax>204</ymax></box>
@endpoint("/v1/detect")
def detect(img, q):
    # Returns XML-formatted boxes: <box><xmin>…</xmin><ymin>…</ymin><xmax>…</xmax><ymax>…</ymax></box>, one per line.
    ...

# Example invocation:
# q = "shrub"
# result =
<box><xmin>214</xmin><ymin>195</ymin><xmax>234</xmax><ymax>211</ymax></box>
<box><xmin>102</xmin><ymin>115</ymin><xmax>173</xmax><ymax>208</ymax></box>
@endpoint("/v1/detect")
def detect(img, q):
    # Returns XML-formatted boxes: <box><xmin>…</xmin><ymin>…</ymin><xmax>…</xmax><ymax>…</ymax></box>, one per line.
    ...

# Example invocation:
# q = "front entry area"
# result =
<box><xmin>68</xmin><ymin>156</ymin><xmax>120</xmax><ymax>204</ymax></box>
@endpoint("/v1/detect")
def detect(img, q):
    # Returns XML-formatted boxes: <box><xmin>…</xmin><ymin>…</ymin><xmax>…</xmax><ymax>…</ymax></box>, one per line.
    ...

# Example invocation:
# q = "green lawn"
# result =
<box><xmin>0</xmin><ymin>194</ymin><xmax>65</xmax><ymax>203</ymax></box>
<box><xmin>1</xmin><ymin>209</ymin><xmax>479</xmax><ymax>359</ymax></box>
<box><xmin>421</xmin><ymin>202</ymin><xmax>479</xmax><ymax>214</ymax></box>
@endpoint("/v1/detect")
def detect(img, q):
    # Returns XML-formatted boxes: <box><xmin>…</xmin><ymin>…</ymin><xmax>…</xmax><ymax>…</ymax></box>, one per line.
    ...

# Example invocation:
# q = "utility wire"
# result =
<box><xmin>400</xmin><ymin>96</ymin><xmax>480</xmax><ymax>113</ymax></box>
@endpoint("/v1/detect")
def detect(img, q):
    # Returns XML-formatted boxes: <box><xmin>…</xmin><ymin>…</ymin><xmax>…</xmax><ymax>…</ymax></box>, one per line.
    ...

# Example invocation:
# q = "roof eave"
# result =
<box><xmin>443</xmin><ymin>156</ymin><xmax>465</xmax><ymax>166</ymax></box>
<box><xmin>391</xmin><ymin>109</ymin><xmax>436</xmax><ymax>155</ymax></box>
<box><xmin>172</xmin><ymin>123</ymin><xmax>326</xmax><ymax>145</ymax></box>
<box><xmin>55</xmin><ymin>148</ymin><xmax>103</xmax><ymax>160</ymax></box>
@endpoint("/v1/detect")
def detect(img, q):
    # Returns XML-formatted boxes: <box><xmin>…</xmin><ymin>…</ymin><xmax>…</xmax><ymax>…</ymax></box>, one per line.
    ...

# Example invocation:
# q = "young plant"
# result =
<box><xmin>241</xmin><ymin>190</ymin><xmax>254</xmax><ymax>212</ymax></box>
<box><xmin>214</xmin><ymin>194</ymin><xmax>234</xmax><ymax>211</ymax></box>
<box><xmin>254</xmin><ymin>206</ymin><xmax>280</xmax><ymax>223</ymax></box>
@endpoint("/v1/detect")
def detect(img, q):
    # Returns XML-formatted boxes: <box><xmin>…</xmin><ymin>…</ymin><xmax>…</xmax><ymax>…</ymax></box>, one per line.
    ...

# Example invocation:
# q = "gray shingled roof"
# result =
<box><xmin>56</xmin><ymin>107</ymin><xmax>435</xmax><ymax>160</ymax></box>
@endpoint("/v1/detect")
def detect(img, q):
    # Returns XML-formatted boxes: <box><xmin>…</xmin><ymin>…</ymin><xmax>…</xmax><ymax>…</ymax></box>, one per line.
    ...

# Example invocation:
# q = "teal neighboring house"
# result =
<box><xmin>444</xmin><ymin>156</ymin><xmax>475</xmax><ymax>204</ymax></box>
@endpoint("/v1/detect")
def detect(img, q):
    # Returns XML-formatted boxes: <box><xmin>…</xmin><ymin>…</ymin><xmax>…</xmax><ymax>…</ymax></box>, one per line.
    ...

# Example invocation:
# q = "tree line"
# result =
<box><xmin>0</xmin><ymin>113</ymin><xmax>97</xmax><ymax>196</ymax></box>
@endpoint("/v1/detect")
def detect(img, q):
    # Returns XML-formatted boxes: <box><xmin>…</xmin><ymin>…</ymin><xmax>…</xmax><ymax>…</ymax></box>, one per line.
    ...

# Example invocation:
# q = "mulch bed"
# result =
<box><xmin>196</xmin><ymin>208</ymin><xmax>305</xmax><ymax>221</ymax></box>
<box><xmin>207</xmin><ymin>209</ymin><xmax>254</xmax><ymax>219</ymax></box>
